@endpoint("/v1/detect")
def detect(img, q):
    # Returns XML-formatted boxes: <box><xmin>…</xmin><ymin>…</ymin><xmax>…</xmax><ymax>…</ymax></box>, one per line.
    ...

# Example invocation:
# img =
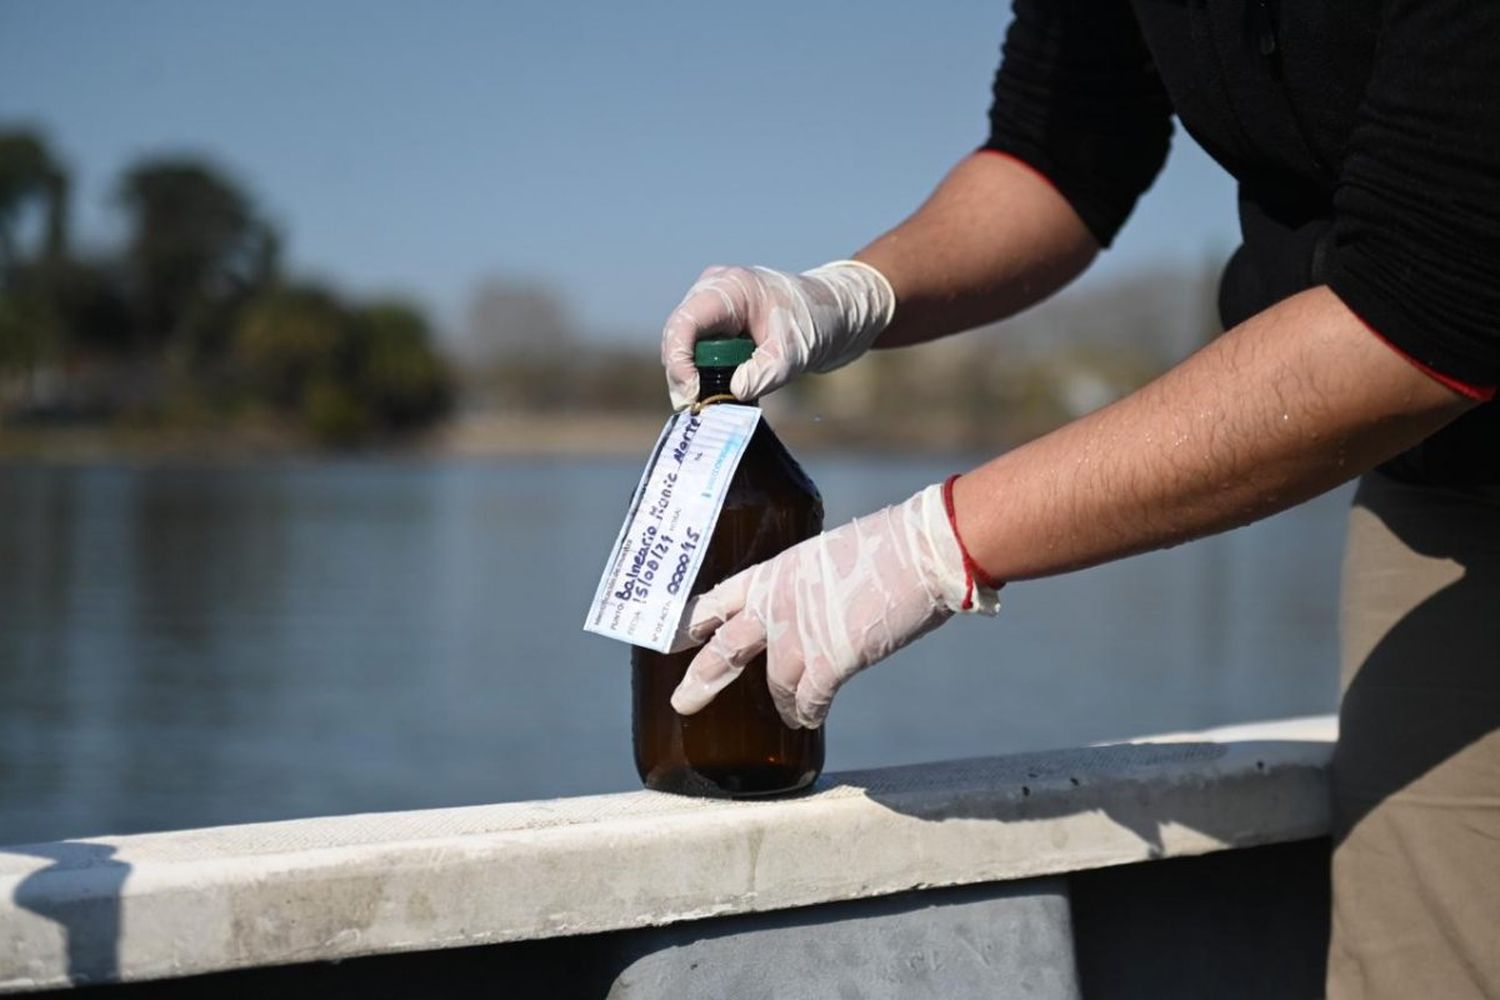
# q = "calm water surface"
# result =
<box><xmin>0</xmin><ymin>457</ymin><xmax>1348</xmax><ymax>844</ymax></box>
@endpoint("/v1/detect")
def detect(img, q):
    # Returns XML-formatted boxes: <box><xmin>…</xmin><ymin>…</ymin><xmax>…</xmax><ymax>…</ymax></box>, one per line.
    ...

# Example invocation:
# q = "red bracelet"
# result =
<box><xmin>941</xmin><ymin>474</ymin><xmax>1003</xmax><ymax>611</ymax></box>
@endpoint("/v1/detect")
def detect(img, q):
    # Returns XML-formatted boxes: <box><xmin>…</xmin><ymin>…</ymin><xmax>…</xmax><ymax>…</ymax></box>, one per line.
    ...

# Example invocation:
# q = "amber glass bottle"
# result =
<box><xmin>631</xmin><ymin>336</ymin><xmax>825</xmax><ymax>797</ymax></box>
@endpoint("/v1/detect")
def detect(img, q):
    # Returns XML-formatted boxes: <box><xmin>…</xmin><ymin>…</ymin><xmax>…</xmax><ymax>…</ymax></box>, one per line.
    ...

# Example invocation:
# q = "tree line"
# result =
<box><xmin>0</xmin><ymin>128</ymin><xmax>451</xmax><ymax>445</ymax></box>
<box><xmin>455</xmin><ymin>265</ymin><xmax>1221</xmax><ymax>452</ymax></box>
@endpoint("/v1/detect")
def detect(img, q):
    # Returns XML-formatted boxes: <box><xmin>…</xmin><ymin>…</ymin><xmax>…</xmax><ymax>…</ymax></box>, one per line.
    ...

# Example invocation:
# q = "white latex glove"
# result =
<box><xmin>671</xmin><ymin>481</ymin><xmax>1000</xmax><ymax>729</ymax></box>
<box><xmin>660</xmin><ymin>260</ymin><xmax>897</xmax><ymax>410</ymax></box>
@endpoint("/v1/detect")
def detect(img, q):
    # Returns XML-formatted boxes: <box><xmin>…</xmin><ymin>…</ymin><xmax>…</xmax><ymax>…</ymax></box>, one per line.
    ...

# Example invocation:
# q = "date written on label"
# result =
<box><xmin>584</xmin><ymin>403</ymin><xmax>762</xmax><ymax>653</ymax></box>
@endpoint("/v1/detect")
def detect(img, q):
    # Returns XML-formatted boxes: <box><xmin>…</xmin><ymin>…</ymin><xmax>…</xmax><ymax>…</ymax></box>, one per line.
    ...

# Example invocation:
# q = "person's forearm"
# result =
<box><xmin>953</xmin><ymin>286</ymin><xmax>1477</xmax><ymax>581</ymax></box>
<box><xmin>855</xmin><ymin>151</ymin><xmax>1100</xmax><ymax>348</ymax></box>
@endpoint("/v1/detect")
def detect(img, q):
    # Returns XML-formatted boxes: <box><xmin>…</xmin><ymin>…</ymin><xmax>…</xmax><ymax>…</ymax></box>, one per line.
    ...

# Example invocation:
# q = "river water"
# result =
<box><xmin>0</xmin><ymin>457</ymin><xmax>1348</xmax><ymax>845</ymax></box>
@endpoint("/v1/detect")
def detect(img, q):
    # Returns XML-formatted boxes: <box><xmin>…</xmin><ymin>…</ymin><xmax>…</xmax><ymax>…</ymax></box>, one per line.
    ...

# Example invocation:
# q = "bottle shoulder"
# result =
<box><xmin>729</xmin><ymin>419</ymin><xmax>820</xmax><ymax>505</ymax></box>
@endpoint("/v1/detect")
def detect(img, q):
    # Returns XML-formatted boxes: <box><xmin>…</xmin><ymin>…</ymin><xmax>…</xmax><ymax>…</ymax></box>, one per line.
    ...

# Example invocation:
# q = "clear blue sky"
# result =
<box><xmin>1</xmin><ymin>0</ymin><xmax>1238</xmax><ymax>343</ymax></box>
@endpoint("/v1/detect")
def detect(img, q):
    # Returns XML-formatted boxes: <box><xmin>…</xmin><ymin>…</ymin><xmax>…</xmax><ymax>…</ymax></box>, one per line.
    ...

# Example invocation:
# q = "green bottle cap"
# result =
<box><xmin>694</xmin><ymin>336</ymin><xmax>755</xmax><ymax>368</ymax></box>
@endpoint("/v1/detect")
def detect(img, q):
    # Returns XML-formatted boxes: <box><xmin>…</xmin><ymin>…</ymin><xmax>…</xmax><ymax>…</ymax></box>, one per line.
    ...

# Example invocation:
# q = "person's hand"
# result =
<box><xmin>670</xmin><ymin>480</ymin><xmax>1000</xmax><ymax>729</ymax></box>
<box><xmin>660</xmin><ymin>260</ymin><xmax>896</xmax><ymax>410</ymax></box>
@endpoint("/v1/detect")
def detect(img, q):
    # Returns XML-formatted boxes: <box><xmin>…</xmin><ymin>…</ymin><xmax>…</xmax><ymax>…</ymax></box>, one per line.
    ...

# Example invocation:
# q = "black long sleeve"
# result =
<box><xmin>981</xmin><ymin>0</ymin><xmax>1174</xmax><ymax>249</ymax></box>
<box><xmin>1326</xmin><ymin>0</ymin><xmax>1500</xmax><ymax>391</ymax></box>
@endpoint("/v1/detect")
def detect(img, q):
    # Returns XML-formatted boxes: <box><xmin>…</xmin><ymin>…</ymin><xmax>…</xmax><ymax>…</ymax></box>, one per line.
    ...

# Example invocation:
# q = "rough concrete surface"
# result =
<box><xmin>0</xmin><ymin>716</ymin><xmax>1335</xmax><ymax>992</ymax></box>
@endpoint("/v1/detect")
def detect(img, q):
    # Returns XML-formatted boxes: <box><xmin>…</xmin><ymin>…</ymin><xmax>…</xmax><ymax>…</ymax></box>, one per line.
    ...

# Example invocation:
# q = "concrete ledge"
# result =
<box><xmin>0</xmin><ymin>715</ymin><xmax>1335</xmax><ymax>992</ymax></box>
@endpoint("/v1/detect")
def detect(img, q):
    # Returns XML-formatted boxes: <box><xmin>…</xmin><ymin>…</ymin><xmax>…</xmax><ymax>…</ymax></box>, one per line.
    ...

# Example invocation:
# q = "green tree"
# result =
<box><xmin>0</xmin><ymin>129</ymin><xmax>67</xmax><ymax>274</ymax></box>
<box><xmin>233</xmin><ymin>285</ymin><xmax>346</xmax><ymax>406</ymax></box>
<box><xmin>233</xmin><ymin>286</ymin><xmax>452</xmax><ymax>445</ymax></box>
<box><xmin>117</xmin><ymin>158</ymin><xmax>277</xmax><ymax>363</ymax></box>
<box><xmin>353</xmin><ymin>301</ymin><xmax>452</xmax><ymax>430</ymax></box>
<box><xmin>0</xmin><ymin>129</ymin><xmax>132</xmax><ymax>372</ymax></box>
<box><xmin>0</xmin><ymin>129</ymin><xmax>70</xmax><ymax>395</ymax></box>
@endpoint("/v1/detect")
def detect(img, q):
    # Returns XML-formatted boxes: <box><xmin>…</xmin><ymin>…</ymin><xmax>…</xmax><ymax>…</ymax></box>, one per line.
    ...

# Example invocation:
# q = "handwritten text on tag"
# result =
<box><xmin>584</xmin><ymin>404</ymin><xmax>761</xmax><ymax>653</ymax></box>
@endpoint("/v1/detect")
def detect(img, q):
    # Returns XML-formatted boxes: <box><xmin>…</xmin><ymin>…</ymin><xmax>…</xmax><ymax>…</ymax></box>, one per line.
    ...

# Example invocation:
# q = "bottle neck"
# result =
<box><xmin>695</xmin><ymin>365</ymin><xmax>753</xmax><ymax>405</ymax></box>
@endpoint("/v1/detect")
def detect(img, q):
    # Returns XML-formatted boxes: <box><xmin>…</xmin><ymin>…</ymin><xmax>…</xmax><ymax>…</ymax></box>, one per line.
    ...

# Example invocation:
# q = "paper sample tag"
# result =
<box><xmin>584</xmin><ymin>404</ymin><xmax>762</xmax><ymax>653</ymax></box>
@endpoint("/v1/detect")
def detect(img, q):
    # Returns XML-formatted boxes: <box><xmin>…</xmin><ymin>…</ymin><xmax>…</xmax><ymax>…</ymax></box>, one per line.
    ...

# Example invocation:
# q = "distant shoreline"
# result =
<box><xmin>0</xmin><ymin>410</ymin><xmax>1014</xmax><ymax>464</ymax></box>
<box><xmin>0</xmin><ymin>413</ymin><xmax>663</xmax><ymax>464</ymax></box>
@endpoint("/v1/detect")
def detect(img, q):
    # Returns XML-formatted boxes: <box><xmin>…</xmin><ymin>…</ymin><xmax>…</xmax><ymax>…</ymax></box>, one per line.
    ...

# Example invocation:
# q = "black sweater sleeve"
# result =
<box><xmin>981</xmin><ymin>0</ymin><xmax>1173</xmax><ymax>248</ymax></box>
<box><xmin>1327</xmin><ymin>0</ymin><xmax>1500</xmax><ymax>391</ymax></box>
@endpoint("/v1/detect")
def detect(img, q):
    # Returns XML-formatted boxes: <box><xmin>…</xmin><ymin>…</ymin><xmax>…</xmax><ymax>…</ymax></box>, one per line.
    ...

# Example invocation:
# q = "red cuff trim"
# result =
<box><xmin>973</xmin><ymin>148</ymin><xmax>1068</xmax><ymax>204</ymax></box>
<box><xmin>1353</xmin><ymin>316</ymin><xmax>1496</xmax><ymax>402</ymax></box>
<box><xmin>942</xmin><ymin>474</ymin><xmax>1003</xmax><ymax>611</ymax></box>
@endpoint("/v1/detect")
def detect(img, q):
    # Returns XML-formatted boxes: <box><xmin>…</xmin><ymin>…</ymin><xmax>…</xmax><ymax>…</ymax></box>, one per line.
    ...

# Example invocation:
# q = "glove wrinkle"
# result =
<box><xmin>659</xmin><ymin>259</ymin><xmax>897</xmax><ymax>407</ymax></box>
<box><xmin>671</xmin><ymin>483</ymin><xmax>1000</xmax><ymax>729</ymax></box>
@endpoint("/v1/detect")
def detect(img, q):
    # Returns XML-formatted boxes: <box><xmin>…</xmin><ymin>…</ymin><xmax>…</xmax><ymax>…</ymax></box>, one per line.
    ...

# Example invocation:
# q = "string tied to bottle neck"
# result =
<box><xmin>690</xmin><ymin>393</ymin><xmax>739</xmax><ymax>414</ymax></box>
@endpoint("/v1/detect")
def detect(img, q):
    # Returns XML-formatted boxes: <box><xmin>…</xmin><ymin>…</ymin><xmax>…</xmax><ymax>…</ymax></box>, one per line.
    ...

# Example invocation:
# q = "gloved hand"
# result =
<box><xmin>671</xmin><ymin>480</ymin><xmax>1000</xmax><ymax>729</ymax></box>
<box><xmin>660</xmin><ymin>260</ymin><xmax>897</xmax><ymax>410</ymax></box>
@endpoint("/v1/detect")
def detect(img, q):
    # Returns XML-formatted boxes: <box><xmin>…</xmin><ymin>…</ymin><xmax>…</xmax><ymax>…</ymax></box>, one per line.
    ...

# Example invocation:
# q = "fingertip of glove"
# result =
<box><xmin>729</xmin><ymin>360</ymin><xmax>777</xmax><ymax>402</ymax></box>
<box><xmin>682</xmin><ymin>597</ymin><xmax>716</xmax><ymax>640</ymax></box>
<box><xmin>667</xmin><ymin>373</ymin><xmax>698</xmax><ymax>411</ymax></box>
<box><xmin>670</xmin><ymin>673</ymin><xmax>722</xmax><ymax>715</ymax></box>
<box><xmin>728</xmin><ymin>365</ymin><xmax>753</xmax><ymax>401</ymax></box>
<box><xmin>795</xmin><ymin>707</ymin><xmax>827</xmax><ymax>730</ymax></box>
<box><xmin>769</xmin><ymin>683</ymin><xmax>801</xmax><ymax>730</ymax></box>
<box><xmin>669</xmin><ymin>684</ymin><xmax>704</xmax><ymax>715</ymax></box>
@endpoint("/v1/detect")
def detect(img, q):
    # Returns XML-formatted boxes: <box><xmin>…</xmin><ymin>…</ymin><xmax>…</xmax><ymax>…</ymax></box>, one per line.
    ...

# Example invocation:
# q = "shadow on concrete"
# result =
<box><xmin>18</xmin><ymin>880</ymin><xmax>1068</xmax><ymax>999</ymax></box>
<box><xmin>7</xmin><ymin>841</ymin><xmax>131</xmax><ymax>988</ymax></box>
<box><xmin>830</xmin><ymin>738</ymin><xmax>1335</xmax><ymax>999</ymax></box>
<box><xmin>16</xmin><ymin>843</ymin><xmax>1331</xmax><ymax>1000</ymax></box>
<box><xmin>828</xmin><ymin>737</ymin><xmax>1331</xmax><ymax>859</ymax></box>
<box><xmin>3</xmin><ymin>738</ymin><xmax>1340</xmax><ymax>998</ymax></box>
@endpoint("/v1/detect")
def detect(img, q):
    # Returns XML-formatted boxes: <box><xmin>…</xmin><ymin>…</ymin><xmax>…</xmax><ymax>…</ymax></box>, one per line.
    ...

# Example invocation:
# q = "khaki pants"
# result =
<box><xmin>1329</xmin><ymin>470</ymin><xmax>1500</xmax><ymax>999</ymax></box>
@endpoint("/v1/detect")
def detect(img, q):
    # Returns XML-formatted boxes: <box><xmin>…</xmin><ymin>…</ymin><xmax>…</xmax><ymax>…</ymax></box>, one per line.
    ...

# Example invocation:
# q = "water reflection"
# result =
<box><xmin>0</xmin><ymin>459</ymin><xmax>1345</xmax><ymax>844</ymax></box>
